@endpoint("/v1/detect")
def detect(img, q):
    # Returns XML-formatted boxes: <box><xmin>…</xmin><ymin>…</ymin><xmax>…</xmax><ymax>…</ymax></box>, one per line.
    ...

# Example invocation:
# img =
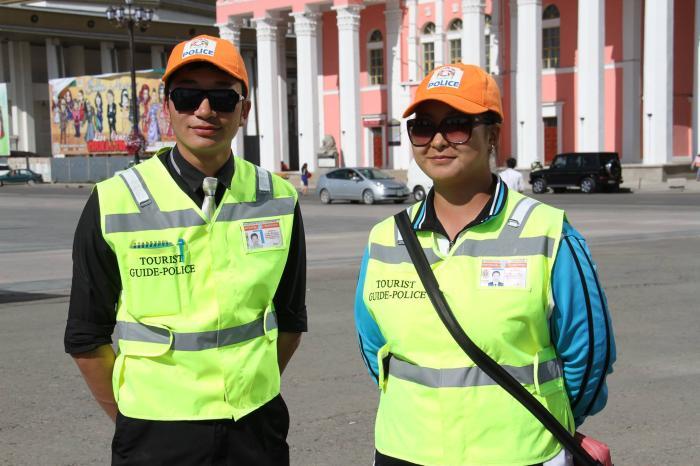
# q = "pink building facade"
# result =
<box><xmin>216</xmin><ymin>0</ymin><xmax>698</xmax><ymax>173</ymax></box>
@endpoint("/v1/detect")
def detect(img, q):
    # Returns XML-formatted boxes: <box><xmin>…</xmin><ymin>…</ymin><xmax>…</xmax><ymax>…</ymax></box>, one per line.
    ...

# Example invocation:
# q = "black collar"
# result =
<box><xmin>415</xmin><ymin>175</ymin><xmax>508</xmax><ymax>241</ymax></box>
<box><xmin>168</xmin><ymin>145</ymin><xmax>234</xmax><ymax>192</ymax></box>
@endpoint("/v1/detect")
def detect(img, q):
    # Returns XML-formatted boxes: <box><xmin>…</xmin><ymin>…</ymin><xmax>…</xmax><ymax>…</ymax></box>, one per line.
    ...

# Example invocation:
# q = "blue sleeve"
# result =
<box><xmin>550</xmin><ymin>220</ymin><xmax>616</xmax><ymax>427</ymax></box>
<box><xmin>354</xmin><ymin>247</ymin><xmax>387</xmax><ymax>385</ymax></box>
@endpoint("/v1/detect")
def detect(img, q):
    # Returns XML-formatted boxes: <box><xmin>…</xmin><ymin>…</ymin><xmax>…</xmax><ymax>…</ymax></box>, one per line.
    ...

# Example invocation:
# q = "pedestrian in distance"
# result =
<box><xmin>65</xmin><ymin>34</ymin><xmax>307</xmax><ymax>465</ymax></box>
<box><xmin>500</xmin><ymin>156</ymin><xmax>524</xmax><ymax>192</ymax></box>
<box><xmin>354</xmin><ymin>63</ymin><xmax>616</xmax><ymax>466</ymax></box>
<box><xmin>300</xmin><ymin>162</ymin><xmax>311</xmax><ymax>195</ymax></box>
<box><xmin>691</xmin><ymin>153</ymin><xmax>700</xmax><ymax>181</ymax></box>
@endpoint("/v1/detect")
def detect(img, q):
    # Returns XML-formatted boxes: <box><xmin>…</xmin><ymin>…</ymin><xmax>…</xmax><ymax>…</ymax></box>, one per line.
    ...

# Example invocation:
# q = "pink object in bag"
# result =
<box><xmin>574</xmin><ymin>432</ymin><xmax>613</xmax><ymax>466</ymax></box>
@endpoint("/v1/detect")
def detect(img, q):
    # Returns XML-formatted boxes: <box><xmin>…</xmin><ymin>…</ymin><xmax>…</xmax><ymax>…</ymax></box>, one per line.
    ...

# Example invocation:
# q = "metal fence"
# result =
<box><xmin>51</xmin><ymin>156</ymin><xmax>132</xmax><ymax>183</ymax></box>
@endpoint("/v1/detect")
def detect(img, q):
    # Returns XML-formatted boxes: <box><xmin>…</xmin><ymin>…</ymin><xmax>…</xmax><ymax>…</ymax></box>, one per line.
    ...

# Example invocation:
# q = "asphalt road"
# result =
<box><xmin>1</xmin><ymin>184</ymin><xmax>699</xmax><ymax>465</ymax></box>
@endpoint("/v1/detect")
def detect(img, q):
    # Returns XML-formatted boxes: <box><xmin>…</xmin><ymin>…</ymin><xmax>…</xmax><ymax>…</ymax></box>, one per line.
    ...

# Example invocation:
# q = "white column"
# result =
<box><xmin>509</xmin><ymin>0</ymin><xmax>518</xmax><ymax>160</ymax></box>
<box><xmin>643</xmin><ymin>0</ymin><xmax>674</xmax><ymax>164</ymax></box>
<box><xmin>293</xmin><ymin>10</ymin><xmax>321</xmax><ymax>171</ymax></box>
<box><xmin>462</xmin><ymin>0</ymin><xmax>486</xmax><ymax>67</ymax></box>
<box><xmin>255</xmin><ymin>16</ymin><xmax>282</xmax><ymax>170</ymax></box>
<box><xmin>622</xmin><ymin>0</ymin><xmax>642</xmax><ymax>163</ymax></box>
<box><xmin>434</xmin><ymin>0</ymin><xmax>445</xmax><ymax>67</ymax></box>
<box><xmin>150</xmin><ymin>45</ymin><xmax>165</xmax><ymax>69</ymax></box>
<box><xmin>577</xmin><ymin>0</ymin><xmax>605</xmax><ymax>152</ymax></box>
<box><xmin>316</xmin><ymin>17</ymin><xmax>325</xmax><ymax>143</ymax></box>
<box><xmin>67</xmin><ymin>45</ymin><xmax>85</xmax><ymax>76</ymax></box>
<box><xmin>8</xmin><ymin>41</ymin><xmax>35</xmax><ymax>152</ymax></box>
<box><xmin>334</xmin><ymin>5</ymin><xmax>364</xmax><ymax>166</ymax></box>
<box><xmin>693</xmin><ymin>0</ymin><xmax>700</xmax><ymax>159</ymax></box>
<box><xmin>407</xmin><ymin>0</ymin><xmax>419</xmax><ymax>82</ymax></box>
<box><xmin>385</xmin><ymin>0</ymin><xmax>404</xmax><ymax>168</ymax></box>
<box><xmin>516</xmin><ymin>0</ymin><xmax>542</xmax><ymax>167</ymax></box>
<box><xmin>46</xmin><ymin>38</ymin><xmax>61</xmax><ymax>80</ymax></box>
<box><xmin>489</xmin><ymin>0</ymin><xmax>502</xmax><ymax>77</ymax></box>
<box><xmin>100</xmin><ymin>42</ymin><xmax>115</xmax><ymax>74</ymax></box>
<box><xmin>277</xmin><ymin>24</ymin><xmax>290</xmax><ymax>167</ymax></box>
<box><xmin>218</xmin><ymin>20</ymin><xmax>246</xmax><ymax>158</ymax></box>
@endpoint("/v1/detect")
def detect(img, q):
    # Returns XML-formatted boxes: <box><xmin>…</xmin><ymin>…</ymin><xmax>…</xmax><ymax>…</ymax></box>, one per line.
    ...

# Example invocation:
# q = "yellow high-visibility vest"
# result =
<box><xmin>97</xmin><ymin>150</ymin><xmax>297</xmax><ymax>420</ymax></box>
<box><xmin>363</xmin><ymin>190</ymin><xmax>574</xmax><ymax>465</ymax></box>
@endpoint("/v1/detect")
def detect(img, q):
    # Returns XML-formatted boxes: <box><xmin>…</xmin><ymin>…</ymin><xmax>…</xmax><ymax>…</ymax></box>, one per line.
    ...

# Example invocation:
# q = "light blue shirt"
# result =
<box><xmin>354</xmin><ymin>184</ymin><xmax>616</xmax><ymax>427</ymax></box>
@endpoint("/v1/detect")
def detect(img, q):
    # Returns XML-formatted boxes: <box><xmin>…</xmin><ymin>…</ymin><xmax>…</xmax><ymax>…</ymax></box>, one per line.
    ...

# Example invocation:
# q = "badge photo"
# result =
<box><xmin>242</xmin><ymin>220</ymin><xmax>284</xmax><ymax>252</ymax></box>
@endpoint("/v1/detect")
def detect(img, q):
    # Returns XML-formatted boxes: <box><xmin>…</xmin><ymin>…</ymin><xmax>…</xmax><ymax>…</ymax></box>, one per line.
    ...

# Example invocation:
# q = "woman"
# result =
<box><xmin>94</xmin><ymin>92</ymin><xmax>104</xmax><ymax>136</ymax></box>
<box><xmin>300</xmin><ymin>162</ymin><xmax>310</xmax><ymax>195</ymax></box>
<box><xmin>354</xmin><ymin>64</ymin><xmax>615</xmax><ymax>466</ymax></box>
<box><xmin>106</xmin><ymin>90</ymin><xmax>117</xmax><ymax>140</ymax></box>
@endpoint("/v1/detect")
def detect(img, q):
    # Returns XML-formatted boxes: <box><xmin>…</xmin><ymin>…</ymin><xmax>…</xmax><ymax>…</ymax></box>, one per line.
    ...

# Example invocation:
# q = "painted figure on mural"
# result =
<box><xmin>106</xmin><ymin>90</ymin><xmax>117</xmax><ymax>140</ymax></box>
<box><xmin>63</xmin><ymin>89</ymin><xmax>74</xmax><ymax>128</ymax></box>
<box><xmin>59</xmin><ymin>97</ymin><xmax>68</xmax><ymax>145</ymax></box>
<box><xmin>119</xmin><ymin>89</ymin><xmax>131</xmax><ymax>135</ymax></box>
<box><xmin>0</xmin><ymin>103</ymin><xmax>5</xmax><ymax>139</ymax></box>
<box><xmin>94</xmin><ymin>92</ymin><xmax>104</xmax><ymax>136</ymax></box>
<box><xmin>157</xmin><ymin>82</ymin><xmax>173</xmax><ymax>138</ymax></box>
<box><xmin>139</xmin><ymin>84</ymin><xmax>151</xmax><ymax>136</ymax></box>
<box><xmin>147</xmin><ymin>88</ymin><xmax>161</xmax><ymax>144</ymax></box>
<box><xmin>74</xmin><ymin>90</ymin><xmax>86</xmax><ymax>138</ymax></box>
<box><xmin>84</xmin><ymin>101</ymin><xmax>96</xmax><ymax>142</ymax></box>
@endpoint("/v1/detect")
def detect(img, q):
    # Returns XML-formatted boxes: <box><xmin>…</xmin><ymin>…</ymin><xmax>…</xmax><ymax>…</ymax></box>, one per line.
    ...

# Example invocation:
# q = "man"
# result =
<box><xmin>64</xmin><ymin>35</ymin><xmax>306</xmax><ymax>465</ymax></box>
<box><xmin>488</xmin><ymin>270</ymin><xmax>504</xmax><ymax>287</ymax></box>
<box><xmin>500</xmin><ymin>156</ymin><xmax>524</xmax><ymax>192</ymax></box>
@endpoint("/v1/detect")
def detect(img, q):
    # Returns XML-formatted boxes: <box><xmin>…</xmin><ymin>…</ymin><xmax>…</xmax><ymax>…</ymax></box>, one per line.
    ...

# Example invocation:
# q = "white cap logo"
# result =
<box><xmin>427</xmin><ymin>66</ymin><xmax>464</xmax><ymax>90</ymax></box>
<box><xmin>182</xmin><ymin>38</ymin><xmax>217</xmax><ymax>59</ymax></box>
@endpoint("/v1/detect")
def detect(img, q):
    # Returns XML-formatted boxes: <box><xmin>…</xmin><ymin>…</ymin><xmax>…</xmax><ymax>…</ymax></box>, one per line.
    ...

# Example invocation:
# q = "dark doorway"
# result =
<box><xmin>371</xmin><ymin>128</ymin><xmax>383</xmax><ymax>168</ymax></box>
<box><xmin>543</xmin><ymin>117</ymin><xmax>558</xmax><ymax>163</ymax></box>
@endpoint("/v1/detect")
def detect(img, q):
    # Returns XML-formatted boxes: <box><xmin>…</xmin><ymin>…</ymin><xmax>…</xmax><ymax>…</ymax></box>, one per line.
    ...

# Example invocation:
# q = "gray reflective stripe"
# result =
<box><xmin>389</xmin><ymin>357</ymin><xmax>562</xmax><ymax>388</ymax></box>
<box><xmin>169</xmin><ymin>149</ymin><xmax>182</xmax><ymax>177</ymax></box>
<box><xmin>105</xmin><ymin>209</ymin><xmax>205</xmax><ymax>233</ymax></box>
<box><xmin>120</xmin><ymin>169</ymin><xmax>152</xmax><ymax>208</ymax></box>
<box><xmin>265</xmin><ymin>311</ymin><xmax>278</xmax><ymax>332</ymax></box>
<box><xmin>370</xmin><ymin>243</ymin><xmax>442</xmax><ymax>265</ymax></box>
<box><xmin>452</xmin><ymin>235</ymin><xmax>555</xmax><ymax>258</ymax></box>
<box><xmin>116</xmin><ymin>320</ymin><xmax>171</xmax><ymax>345</ymax></box>
<box><xmin>217</xmin><ymin>197</ymin><xmax>295</xmax><ymax>222</ymax></box>
<box><xmin>507</xmin><ymin>197</ymin><xmax>539</xmax><ymax>228</ymax></box>
<box><xmin>255</xmin><ymin>166</ymin><xmax>273</xmax><ymax>202</ymax></box>
<box><xmin>116</xmin><ymin>313</ymin><xmax>277</xmax><ymax>351</ymax></box>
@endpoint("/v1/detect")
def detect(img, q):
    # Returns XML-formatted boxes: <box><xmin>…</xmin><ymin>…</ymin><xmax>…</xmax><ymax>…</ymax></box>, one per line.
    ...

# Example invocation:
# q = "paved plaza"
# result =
<box><xmin>1</xmin><ymin>184</ymin><xmax>699</xmax><ymax>465</ymax></box>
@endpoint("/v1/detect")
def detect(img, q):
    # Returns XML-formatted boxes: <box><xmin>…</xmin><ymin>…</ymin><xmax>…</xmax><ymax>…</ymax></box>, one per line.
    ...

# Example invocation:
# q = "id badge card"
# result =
<box><xmin>242</xmin><ymin>219</ymin><xmax>284</xmax><ymax>252</ymax></box>
<box><xmin>480</xmin><ymin>258</ymin><xmax>528</xmax><ymax>288</ymax></box>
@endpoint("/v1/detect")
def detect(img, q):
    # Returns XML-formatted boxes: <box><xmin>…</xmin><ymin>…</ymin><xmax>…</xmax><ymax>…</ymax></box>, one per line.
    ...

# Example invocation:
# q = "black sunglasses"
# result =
<box><xmin>406</xmin><ymin>115</ymin><xmax>494</xmax><ymax>147</ymax></box>
<box><xmin>168</xmin><ymin>88</ymin><xmax>241</xmax><ymax>113</ymax></box>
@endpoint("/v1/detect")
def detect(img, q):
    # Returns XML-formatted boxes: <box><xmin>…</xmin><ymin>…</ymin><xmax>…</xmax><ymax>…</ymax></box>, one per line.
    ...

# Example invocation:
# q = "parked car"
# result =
<box><xmin>407</xmin><ymin>158</ymin><xmax>433</xmax><ymax>201</ymax></box>
<box><xmin>529</xmin><ymin>152</ymin><xmax>623</xmax><ymax>194</ymax></box>
<box><xmin>0</xmin><ymin>168</ymin><xmax>43</xmax><ymax>186</ymax></box>
<box><xmin>316</xmin><ymin>167</ymin><xmax>410</xmax><ymax>204</ymax></box>
<box><xmin>0</xmin><ymin>162</ymin><xmax>9</xmax><ymax>177</ymax></box>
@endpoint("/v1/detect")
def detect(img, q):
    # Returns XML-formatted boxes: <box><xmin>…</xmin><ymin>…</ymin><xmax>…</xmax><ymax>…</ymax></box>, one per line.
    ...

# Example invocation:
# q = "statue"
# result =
<box><xmin>317</xmin><ymin>134</ymin><xmax>339</xmax><ymax>168</ymax></box>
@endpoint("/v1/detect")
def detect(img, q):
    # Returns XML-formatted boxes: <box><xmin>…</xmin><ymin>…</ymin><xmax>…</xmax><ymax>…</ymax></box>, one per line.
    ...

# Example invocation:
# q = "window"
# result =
<box><xmin>484</xmin><ymin>14</ymin><xmax>492</xmax><ymax>73</ymax></box>
<box><xmin>421</xmin><ymin>22</ymin><xmax>436</xmax><ymax>76</ymax></box>
<box><xmin>422</xmin><ymin>42</ymin><xmax>435</xmax><ymax>76</ymax></box>
<box><xmin>447</xmin><ymin>19</ymin><xmax>462</xmax><ymax>64</ymax></box>
<box><xmin>368</xmin><ymin>30</ymin><xmax>384</xmax><ymax>85</ymax></box>
<box><xmin>542</xmin><ymin>5</ymin><xmax>560</xmax><ymax>69</ymax></box>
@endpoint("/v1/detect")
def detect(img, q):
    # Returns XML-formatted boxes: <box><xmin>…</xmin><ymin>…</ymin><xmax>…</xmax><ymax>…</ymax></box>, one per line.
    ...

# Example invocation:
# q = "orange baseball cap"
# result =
<box><xmin>162</xmin><ymin>35</ymin><xmax>249</xmax><ymax>96</ymax></box>
<box><xmin>403</xmin><ymin>64</ymin><xmax>502</xmax><ymax>120</ymax></box>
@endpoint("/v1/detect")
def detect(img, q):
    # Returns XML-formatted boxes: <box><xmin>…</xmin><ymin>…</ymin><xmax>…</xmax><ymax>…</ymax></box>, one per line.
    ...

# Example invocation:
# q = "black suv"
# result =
<box><xmin>529</xmin><ymin>152</ymin><xmax>623</xmax><ymax>194</ymax></box>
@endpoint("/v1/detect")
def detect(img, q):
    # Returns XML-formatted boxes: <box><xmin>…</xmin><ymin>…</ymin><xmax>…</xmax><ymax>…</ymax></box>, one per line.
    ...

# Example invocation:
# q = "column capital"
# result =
<box><xmin>217</xmin><ymin>19</ymin><xmax>243</xmax><ymax>46</ymax></box>
<box><xmin>333</xmin><ymin>4</ymin><xmax>364</xmax><ymax>31</ymax></box>
<box><xmin>516</xmin><ymin>0</ymin><xmax>541</xmax><ymax>6</ymax></box>
<box><xmin>254</xmin><ymin>16</ymin><xmax>279</xmax><ymax>41</ymax></box>
<box><xmin>384</xmin><ymin>7</ymin><xmax>403</xmax><ymax>23</ymax></box>
<box><xmin>462</xmin><ymin>0</ymin><xmax>486</xmax><ymax>12</ymax></box>
<box><xmin>292</xmin><ymin>11</ymin><xmax>320</xmax><ymax>37</ymax></box>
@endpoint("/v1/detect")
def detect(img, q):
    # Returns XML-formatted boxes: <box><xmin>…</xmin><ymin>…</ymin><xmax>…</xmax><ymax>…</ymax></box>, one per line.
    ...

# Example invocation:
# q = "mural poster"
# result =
<box><xmin>48</xmin><ymin>71</ymin><xmax>175</xmax><ymax>156</ymax></box>
<box><xmin>0</xmin><ymin>83</ymin><xmax>9</xmax><ymax>157</ymax></box>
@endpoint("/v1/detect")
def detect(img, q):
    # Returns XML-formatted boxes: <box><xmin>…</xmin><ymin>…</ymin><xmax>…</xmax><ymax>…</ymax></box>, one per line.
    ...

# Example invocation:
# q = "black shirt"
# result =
<box><xmin>64</xmin><ymin>147</ymin><xmax>307</xmax><ymax>354</ymax></box>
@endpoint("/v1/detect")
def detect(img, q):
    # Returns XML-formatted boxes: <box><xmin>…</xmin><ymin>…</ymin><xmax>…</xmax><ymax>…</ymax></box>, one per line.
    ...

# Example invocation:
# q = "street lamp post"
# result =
<box><xmin>106</xmin><ymin>0</ymin><xmax>154</xmax><ymax>163</ymax></box>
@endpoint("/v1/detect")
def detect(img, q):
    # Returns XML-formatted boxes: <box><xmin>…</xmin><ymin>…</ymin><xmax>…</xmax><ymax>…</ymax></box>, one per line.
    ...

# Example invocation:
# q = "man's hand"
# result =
<box><xmin>72</xmin><ymin>344</ymin><xmax>118</xmax><ymax>422</ymax></box>
<box><xmin>277</xmin><ymin>332</ymin><xmax>302</xmax><ymax>374</ymax></box>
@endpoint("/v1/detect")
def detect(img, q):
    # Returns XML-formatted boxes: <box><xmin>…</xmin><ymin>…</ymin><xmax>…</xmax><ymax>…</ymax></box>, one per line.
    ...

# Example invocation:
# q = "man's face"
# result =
<box><xmin>165</xmin><ymin>65</ymin><xmax>251</xmax><ymax>158</ymax></box>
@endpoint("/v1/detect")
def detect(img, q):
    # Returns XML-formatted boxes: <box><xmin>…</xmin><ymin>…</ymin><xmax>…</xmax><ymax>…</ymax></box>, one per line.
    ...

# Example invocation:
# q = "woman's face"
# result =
<box><xmin>410</xmin><ymin>101</ymin><xmax>496</xmax><ymax>186</ymax></box>
<box><xmin>107</xmin><ymin>92</ymin><xmax>114</xmax><ymax>104</ymax></box>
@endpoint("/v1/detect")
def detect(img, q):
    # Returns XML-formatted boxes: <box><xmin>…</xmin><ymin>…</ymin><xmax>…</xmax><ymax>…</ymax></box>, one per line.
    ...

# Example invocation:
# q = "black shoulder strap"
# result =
<box><xmin>394</xmin><ymin>210</ymin><xmax>600</xmax><ymax>466</ymax></box>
